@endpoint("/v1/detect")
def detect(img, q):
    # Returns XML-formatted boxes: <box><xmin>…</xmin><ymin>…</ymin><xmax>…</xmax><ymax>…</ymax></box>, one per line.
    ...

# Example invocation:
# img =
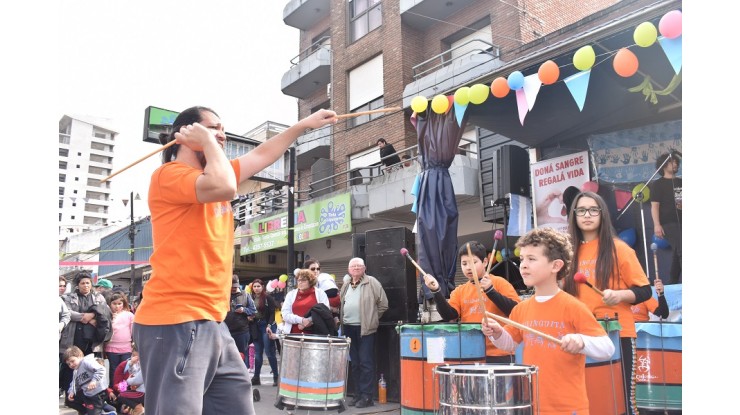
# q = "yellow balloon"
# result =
<box><xmin>573</xmin><ymin>45</ymin><xmax>595</xmax><ymax>71</ymax></box>
<box><xmin>410</xmin><ymin>96</ymin><xmax>428</xmax><ymax>113</ymax></box>
<box><xmin>279</xmin><ymin>274</ymin><xmax>288</xmax><ymax>282</ymax></box>
<box><xmin>454</xmin><ymin>87</ymin><xmax>470</xmax><ymax>106</ymax></box>
<box><xmin>633</xmin><ymin>21</ymin><xmax>658</xmax><ymax>47</ymax></box>
<box><xmin>514</xmin><ymin>247</ymin><xmax>521</xmax><ymax>258</ymax></box>
<box><xmin>431</xmin><ymin>94</ymin><xmax>449</xmax><ymax>114</ymax></box>
<box><xmin>469</xmin><ymin>83</ymin><xmax>490</xmax><ymax>105</ymax></box>
<box><xmin>495</xmin><ymin>251</ymin><xmax>503</xmax><ymax>263</ymax></box>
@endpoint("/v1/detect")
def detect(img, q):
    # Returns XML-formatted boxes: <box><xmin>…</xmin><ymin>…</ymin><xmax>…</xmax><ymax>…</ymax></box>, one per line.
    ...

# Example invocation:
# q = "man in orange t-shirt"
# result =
<box><xmin>133</xmin><ymin>106</ymin><xmax>336</xmax><ymax>415</ymax></box>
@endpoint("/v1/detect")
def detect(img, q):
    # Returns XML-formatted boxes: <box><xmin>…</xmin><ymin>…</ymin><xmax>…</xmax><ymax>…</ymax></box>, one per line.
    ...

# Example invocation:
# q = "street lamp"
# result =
<box><xmin>125</xmin><ymin>191</ymin><xmax>141</xmax><ymax>300</ymax></box>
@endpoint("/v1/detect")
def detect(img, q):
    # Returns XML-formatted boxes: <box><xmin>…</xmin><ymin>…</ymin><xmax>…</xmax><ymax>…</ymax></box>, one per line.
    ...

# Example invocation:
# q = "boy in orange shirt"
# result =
<box><xmin>423</xmin><ymin>240</ymin><xmax>520</xmax><ymax>363</ymax></box>
<box><xmin>481</xmin><ymin>227</ymin><xmax>614</xmax><ymax>414</ymax></box>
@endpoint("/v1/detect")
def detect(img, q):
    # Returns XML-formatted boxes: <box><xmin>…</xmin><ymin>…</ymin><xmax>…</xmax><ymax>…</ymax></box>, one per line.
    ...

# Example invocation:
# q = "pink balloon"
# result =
<box><xmin>269</xmin><ymin>280</ymin><xmax>277</xmax><ymax>288</ymax></box>
<box><xmin>659</xmin><ymin>10</ymin><xmax>682</xmax><ymax>39</ymax></box>
<box><xmin>582</xmin><ymin>181</ymin><xmax>599</xmax><ymax>193</ymax></box>
<box><xmin>277</xmin><ymin>281</ymin><xmax>286</xmax><ymax>289</ymax></box>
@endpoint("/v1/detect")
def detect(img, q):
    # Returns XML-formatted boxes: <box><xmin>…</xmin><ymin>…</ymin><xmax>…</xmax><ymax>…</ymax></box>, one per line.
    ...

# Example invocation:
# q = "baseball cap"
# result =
<box><xmin>95</xmin><ymin>279</ymin><xmax>113</xmax><ymax>289</ymax></box>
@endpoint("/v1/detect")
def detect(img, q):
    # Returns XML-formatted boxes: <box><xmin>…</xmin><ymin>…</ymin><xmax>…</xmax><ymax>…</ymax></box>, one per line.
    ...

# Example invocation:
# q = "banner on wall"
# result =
<box><xmin>530</xmin><ymin>151</ymin><xmax>590</xmax><ymax>233</ymax></box>
<box><xmin>237</xmin><ymin>193</ymin><xmax>352</xmax><ymax>255</ymax></box>
<box><xmin>588</xmin><ymin>119</ymin><xmax>682</xmax><ymax>184</ymax></box>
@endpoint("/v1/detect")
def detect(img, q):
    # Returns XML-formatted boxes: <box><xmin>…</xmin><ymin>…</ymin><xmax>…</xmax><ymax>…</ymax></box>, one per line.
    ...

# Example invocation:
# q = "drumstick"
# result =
<box><xmin>466</xmin><ymin>243</ymin><xmax>489</xmax><ymax>326</ymax></box>
<box><xmin>334</xmin><ymin>107</ymin><xmax>400</xmax><ymax>119</ymax></box>
<box><xmin>485</xmin><ymin>311</ymin><xmax>563</xmax><ymax>346</ymax></box>
<box><xmin>400</xmin><ymin>248</ymin><xmax>428</xmax><ymax>276</ymax></box>
<box><xmin>100</xmin><ymin>140</ymin><xmax>177</xmax><ymax>183</ymax></box>
<box><xmin>484</xmin><ymin>230</ymin><xmax>504</xmax><ymax>276</ymax></box>
<box><xmin>650</xmin><ymin>243</ymin><xmax>661</xmax><ymax>282</ymax></box>
<box><xmin>574</xmin><ymin>272</ymin><xmax>605</xmax><ymax>296</ymax></box>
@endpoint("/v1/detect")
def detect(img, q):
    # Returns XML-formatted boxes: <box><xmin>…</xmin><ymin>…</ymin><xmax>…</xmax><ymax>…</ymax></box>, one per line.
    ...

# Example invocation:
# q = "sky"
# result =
<box><xmin>58</xmin><ymin>1</ymin><xmax>301</xmax><ymax>223</ymax></box>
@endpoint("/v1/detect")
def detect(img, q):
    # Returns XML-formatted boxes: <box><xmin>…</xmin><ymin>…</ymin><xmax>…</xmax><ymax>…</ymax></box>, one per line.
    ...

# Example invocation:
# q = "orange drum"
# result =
<box><xmin>635</xmin><ymin>321</ymin><xmax>682</xmax><ymax>413</ymax></box>
<box><xmin>585</xmin><ymin>318</ymin><xmax>626</xmax><ymax>415</ymax></box>
<box><xmin>399</xmin><ymin>323</ymin><xmax>486</xmax><ymax>415</ymax></box>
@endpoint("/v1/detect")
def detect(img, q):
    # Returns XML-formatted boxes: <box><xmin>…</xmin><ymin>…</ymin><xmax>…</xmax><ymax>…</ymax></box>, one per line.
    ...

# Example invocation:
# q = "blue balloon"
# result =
<box><xmin>618</xmin><ymin>228</ymin><xmax>637</xmax><ymax>248</ymax></box>
<box><xmin>507</xmin><ymin>71</ymin><xmax>525</xmax><ymax>90</ymax></box>
<box><xmin>652</xmin><ymin>234</ymin><xmax>670</xmax><ymax>249</ymax></box>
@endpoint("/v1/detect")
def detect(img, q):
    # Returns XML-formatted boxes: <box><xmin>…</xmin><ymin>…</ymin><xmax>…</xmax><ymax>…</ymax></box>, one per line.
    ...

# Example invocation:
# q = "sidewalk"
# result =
<box><xmin>60</xmin><ymin>369</ymin><xmax>401</xmax><ymax>414</ymax></box>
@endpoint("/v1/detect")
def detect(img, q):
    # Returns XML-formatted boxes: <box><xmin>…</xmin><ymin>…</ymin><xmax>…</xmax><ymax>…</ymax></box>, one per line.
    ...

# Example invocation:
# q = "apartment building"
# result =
<box><xmin>58</xmin><ymin>115</ymin><xmax>117</xmax><ymax>239</ymax></box>
<box><xmin>235</xmin><ymin>0</ymin><xmax>681</xmax><ymax>284</ymax></box>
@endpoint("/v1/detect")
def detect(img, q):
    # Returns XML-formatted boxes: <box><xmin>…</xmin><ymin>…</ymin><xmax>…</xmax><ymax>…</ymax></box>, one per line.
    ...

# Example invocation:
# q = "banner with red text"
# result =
<box><xmin>530</xmin><ymin>151</ymin><xmax>590</xmax><ymax>232</ymax></box>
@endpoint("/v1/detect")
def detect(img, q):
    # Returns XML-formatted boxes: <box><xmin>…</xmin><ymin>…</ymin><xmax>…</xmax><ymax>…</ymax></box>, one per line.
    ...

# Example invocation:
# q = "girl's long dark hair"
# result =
<box><xmin>563</xmin><ymin>191</ymin><xmax>620</xmax><ymax>296</ymax></box>
<box><xmin>159</xmin><ymin>106</ymin><xmax>218</xmax><ymax>164</ymax></box>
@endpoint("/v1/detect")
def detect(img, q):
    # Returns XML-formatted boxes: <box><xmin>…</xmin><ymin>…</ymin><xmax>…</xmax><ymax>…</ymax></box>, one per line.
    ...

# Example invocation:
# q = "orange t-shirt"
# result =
<box><xmin>134</xmin><ymin>160</ymin><xmax>240</xmax><ymax>325</ymax></box>
<box><xmin>630</xmin><ymin>296</ymin><xmax>658</xmax><ymax>322</ymax></box>
<box><xmin>506</xmin><ymin>290</ymin><xmax>607</xmax><ymax>415</ymax></box>
<box><xmin>574</xmin><ymin>238</ymin><xmax>650</xmax><ymax>338</ymax></box>
<box><xmin>448</xmin><ymin>276</ymin><xmax>520</xmax><ymax>357</ymax></box>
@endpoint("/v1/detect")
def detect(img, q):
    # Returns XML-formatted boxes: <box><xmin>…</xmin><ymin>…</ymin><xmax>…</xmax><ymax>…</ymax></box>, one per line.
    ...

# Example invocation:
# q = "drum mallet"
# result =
<box><xmin>484</xmin><ymin>311</ymin><xmax>563</xmax><ymax>346</ymax></box>
<box><xmin>400</xmin><ymin>248</ymin><xmax>437</xmax><ymax>295</ymax></box>
<box><xmin>574</xmin><ymin>272</ymin><xmax>605</xmax><ymax>296</ymax></box>
<box><xmin>484</xmin><ymin>230</ymin><xmax>503</xmax><ymax>276</ymax></box>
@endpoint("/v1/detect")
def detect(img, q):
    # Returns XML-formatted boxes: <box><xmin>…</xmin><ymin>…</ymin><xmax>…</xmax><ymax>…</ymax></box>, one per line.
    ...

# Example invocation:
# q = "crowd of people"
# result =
<box><xmin>58</xmin><ymin>104</ymin><xmax>677</xmax><ymax>415</ymax></box>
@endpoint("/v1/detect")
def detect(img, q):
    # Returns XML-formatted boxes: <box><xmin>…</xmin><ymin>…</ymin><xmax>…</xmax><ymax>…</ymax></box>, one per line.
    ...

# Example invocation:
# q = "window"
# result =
<box><xmin>444</xmin><ymin>17</ymin><xmax>493</xmax><ymax>61</ymax></box>
<box><xmin>59</xmin><ymin>187</ymin><xmax>64</xmax><ymax>195</ymax></box>
<box><xmin>350</xmin><ymin>0</ymin><xmax>381</xmax><ymax>43</ymax></box>
<box><xmin>59</xmin><ymin>174</ymin><xmax>66</xmax><ymax>183</ymax></box>
<box><xmin>59</xmin><ymin>161</ymin><xmax>67</xmax><ymax>169</ymax></box>
<box><xmin>59</xmin><ymin>148</ymin><xmax>69</xmax><ymax>157</ymax></box>
<box><xmin>59</xmin><ymin>199</ymin><xmax>63</xmax><ymax>208</ymax></box>
<box><xmin>348</xmin><ymin>54</ymin><xmax>384</xmax><ymax>127</ymax></box>
<box><xmin>348</xmin><ymin>146</ymin><xmax>381</xmax><ymax>185</ymax></box>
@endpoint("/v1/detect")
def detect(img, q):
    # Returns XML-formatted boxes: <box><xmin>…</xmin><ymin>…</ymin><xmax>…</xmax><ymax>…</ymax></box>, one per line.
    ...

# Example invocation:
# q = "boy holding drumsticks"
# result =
<box><xmin>422</xmin><ymin>241</ymin><xmax>521</xmax><ymax>363</ymax></box>
<box><xmin>481</xmin><ymin>227</ymin><xmax>614</xmax><ymax>414</ymax></box>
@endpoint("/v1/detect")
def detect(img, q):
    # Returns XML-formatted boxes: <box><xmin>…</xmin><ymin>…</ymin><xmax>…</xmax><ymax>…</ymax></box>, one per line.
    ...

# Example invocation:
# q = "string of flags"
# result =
<box><xmin>409</xmin><ymin>9</ymin><xmax>682</xmax><ymax>126</ymax></box>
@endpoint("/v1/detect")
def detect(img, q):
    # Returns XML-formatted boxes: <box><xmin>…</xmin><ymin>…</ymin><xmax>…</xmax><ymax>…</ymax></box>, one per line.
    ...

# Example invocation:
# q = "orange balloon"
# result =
<box><xmin>490</xmin><ymin>77</ymin><xmax>510</xmax><ymax>98</ymax></box>
<box><xmin>538</xmin><ymin>60</ymin><xmax>560</xmax><ymax>85</ymax></box>
<box><xmin>613</xmin><ymin>48</ymin><xmax>639</xmax><ymax>77</ymax></box>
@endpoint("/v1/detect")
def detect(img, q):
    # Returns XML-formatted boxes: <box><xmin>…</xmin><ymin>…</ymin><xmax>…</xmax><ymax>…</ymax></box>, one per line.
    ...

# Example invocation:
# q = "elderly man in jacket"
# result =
<box><xmin>339</xmin><ymin>257</ymin><xmax>388</xmax><ymax>408</ymax></box>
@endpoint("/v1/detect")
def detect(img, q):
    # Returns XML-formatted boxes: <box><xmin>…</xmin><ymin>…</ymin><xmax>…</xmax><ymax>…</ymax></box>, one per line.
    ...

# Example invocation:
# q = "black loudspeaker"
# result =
<box><xmin>375</xmin><ymin>323</ymin><xmax>401</xmax><ymax>402</ymax></box>
<box><xmin>364</xmin><ymin>227</ymin><xmax>418</xmax><ymax>324</ymax></box>
<box><xmin>352</xmin><ymin>232</ymin><xmax>366</xmax><ymax>260</ymax></box>
<box><xmin>480</xmin><ymin>144</ymin><xmax>530</xmax><ymax>223</ymax></box>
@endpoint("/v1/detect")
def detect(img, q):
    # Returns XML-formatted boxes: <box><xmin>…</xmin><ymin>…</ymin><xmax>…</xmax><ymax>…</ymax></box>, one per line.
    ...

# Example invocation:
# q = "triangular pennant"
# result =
<box><xmin>516</xmin><ymin>89</ymin><xmax>528</xmax><ymax>125</ymax></box>
<box><xmin>522</xmin><ymin>74</ymin><xmax>542</xmax><ymax>111</ymax></box>
<box><xmin>453</xmin><ymin>102</ymin><xmax>467</xmax><ymax>127</ymax></box>
<box><xmin>658</xmin><ymin>35</ymin><xmax>682</xmax><ymax>74</ymax></box>
<box><xmin>410</xmin><ymin>111</ymin><xmax>418</xmax><ymax>129</ymax></box>
<box><xmin>564</xmin><ymin>69</ymin><xmax>591</xmax><ymax>111</ymax></box>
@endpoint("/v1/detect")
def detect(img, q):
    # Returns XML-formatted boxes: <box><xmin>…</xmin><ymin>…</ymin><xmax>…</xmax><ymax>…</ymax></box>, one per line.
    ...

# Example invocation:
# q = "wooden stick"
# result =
<box><xmin>100</xmin><ymin>140</ymin><xmax>177</xmax><ymax>183</ymax></box>
<box><xmin>485</xmin><ymin>311</ymin><xmax>563</xmax><ymax>346</ymax></box>
<box><xmin>582</xmin><ymin>281</ymin><xmax>605</xmax><ymax>297</ymax></box>
<box><xmin>467</xmin><ymin>243</ymin><xmax>488</xmax><ymax>326</ymax></box>
<box><xmin>334</xmin><ymin>107</ymin><xmax>401</xmax><ymax>119</ymax></box>
<box><xmin>484</xmin><ymin>250</ymin><xmax>496</xmax><ymax>276</ymax></box>
<box><xmin>403</xmin><ymin>252</ymin><xmax>428</xmax><ymax>277</ymax></box>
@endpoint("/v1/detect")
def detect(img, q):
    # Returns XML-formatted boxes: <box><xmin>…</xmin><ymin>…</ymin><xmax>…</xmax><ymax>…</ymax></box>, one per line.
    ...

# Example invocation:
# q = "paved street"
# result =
<box><xmin>59</xmin><ymin>368</ymin><xmax>401</xmax><ymax>415</ymax></box>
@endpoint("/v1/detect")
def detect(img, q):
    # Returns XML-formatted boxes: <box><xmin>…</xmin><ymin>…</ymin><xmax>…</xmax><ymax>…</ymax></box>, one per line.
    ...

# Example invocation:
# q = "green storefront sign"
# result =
<box><xmin>237</xmin><ymin>193</ymin><xmax>352</xmax><ymax>255</ymax></box>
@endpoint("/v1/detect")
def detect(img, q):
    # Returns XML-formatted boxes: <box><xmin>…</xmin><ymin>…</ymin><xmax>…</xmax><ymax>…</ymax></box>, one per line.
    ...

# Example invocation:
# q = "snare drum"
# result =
<box><xmin>635</xmin><ymin>321</ymin><xmax>682</xmax><ymax>413</ymax></box>
<box><xmin>275</xmin><ymin>334</ymin><xmax>350</xmax><ymax>410</ymax></box>
<box><xmin>399</xmin><ymin>323</ymin><xmax>486</xmax><ymax>415</ymax></box>
<box><xmin>434</xmin><ymin>363</ymin><xmax>538</xmax><ymax>415</ymax></box>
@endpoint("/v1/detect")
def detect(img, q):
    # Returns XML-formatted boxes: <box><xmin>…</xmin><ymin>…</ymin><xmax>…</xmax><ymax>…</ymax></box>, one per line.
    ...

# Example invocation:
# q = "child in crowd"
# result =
<box><xmin>481</xmin><ymin>227</ymin><xmax>615</xmax><ymax>414</ymax></box>
<box><xmin>64</xmin><ymin>345</ymin><xmax>113</xmax><ymax>415</ymax></box>
<box><xmin>423</xmin><ymin>240</ymin><xmax>521</xmax><ymax>363</ymax></box>
<box><xmin>104</xmin><ymin>292</ymin><xmax>134</xmax><ymax>387</ymax></box>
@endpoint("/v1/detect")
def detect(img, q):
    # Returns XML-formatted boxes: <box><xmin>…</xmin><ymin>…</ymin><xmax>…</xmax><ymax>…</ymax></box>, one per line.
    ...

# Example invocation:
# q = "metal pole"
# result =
<box><xmin>129</xmin><ymin>191</ymin><xmax>136</xmax><ymax>300</ymax></box>
<box><xmin>287</xmin><ymin>147</ymin><xmax>296</xmax><ymax>289</ymax></box>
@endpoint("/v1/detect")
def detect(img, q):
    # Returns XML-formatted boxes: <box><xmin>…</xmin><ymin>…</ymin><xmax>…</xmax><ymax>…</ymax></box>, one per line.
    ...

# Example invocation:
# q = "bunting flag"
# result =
<box><xmin>516</xmin><ymin>89</ymin><xmax>528</xmax><ymax>125</ymax></box>
<box><xmin>564</xmin><ymin>69</ymin><xmax>591</xmax><ymax>111</ymax></box>
<box><xmin>507</xmin><ymin>193</ymin><xmax>533</xmax><ymax>236</ymax></box>
<box><xmin>522</xmin><ymin>73</ymin><xmax>542</xmax><ymax>111</ymax></box>
<box><xmin>453</xmin><ymin>102</ymin><xmax>467</xmax><ymax>127</ymax></box>
<box><xmin>658</xmin><ymin>35</ymin><xmax>682</xmax><ymax>74</ymax></box>
<box><xmin>410</xmin><ymin>173</ymin><xmax>421</xmax><ymax>214</ymax></box>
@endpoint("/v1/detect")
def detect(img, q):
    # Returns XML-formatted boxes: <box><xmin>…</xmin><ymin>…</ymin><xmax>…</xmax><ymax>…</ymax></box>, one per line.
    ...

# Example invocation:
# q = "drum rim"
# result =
<box><xmin>433</xmin><ymin>363</ymin><xmax>538</xmax><ymax>374</ymax></box>
<box><xmin>283</xmin><ymin>334</ymin><xmax>348</xmax><ymax>343</ymax></box>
